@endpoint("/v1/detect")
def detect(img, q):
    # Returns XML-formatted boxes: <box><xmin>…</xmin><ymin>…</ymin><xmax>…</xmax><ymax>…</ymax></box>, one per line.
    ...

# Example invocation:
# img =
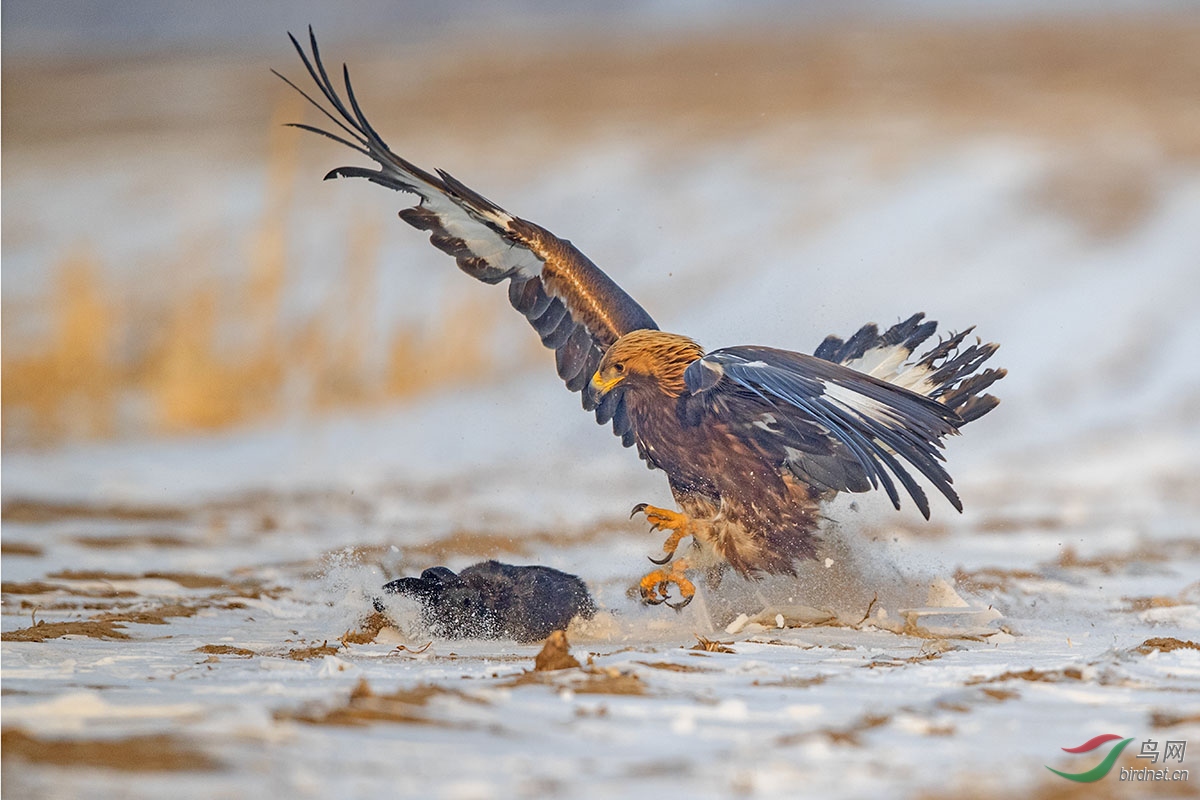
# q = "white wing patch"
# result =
<box><xmin>698</xmin><ymin>345</ymin><xmax>967</xmax><ymax>517</ymax></box>
<box><xmin>821</xmin><ymin>382</ymin><xmax>905</xmax><ymax>427</ymax></box>
<box><xmin>887</xmin><ymin>363</ymin><xmax>939</xmax><ymax>396</ymax></box>
<box><xmin>841</xmin><ymin>343</ymin><xmax>909</xmax><ymax>382</ymax></box>
<box><xmin>840</xmin><ymin>342</ymin><xmax>938</xmax><ymax>398</ymax></box>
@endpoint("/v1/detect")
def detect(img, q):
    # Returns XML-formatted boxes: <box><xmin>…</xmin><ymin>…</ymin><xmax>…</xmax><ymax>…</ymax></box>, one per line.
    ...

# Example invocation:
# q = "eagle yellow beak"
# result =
<box><xmin>590</xmin><ymin>371</ymin><xmax>624</xmax><ymax>395</ymax></box>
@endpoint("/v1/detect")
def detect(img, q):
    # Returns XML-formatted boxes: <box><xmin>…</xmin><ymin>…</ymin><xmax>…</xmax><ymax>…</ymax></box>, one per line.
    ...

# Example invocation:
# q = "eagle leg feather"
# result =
<box><xmin>638</xmin><ymin>558</ymin><xmax>695</xmax><ymax>609</ymax></box>
<box><xmin>632</xmin><ymin>503</ymin><xmax>694</xmax><ymax>566</ymax></box>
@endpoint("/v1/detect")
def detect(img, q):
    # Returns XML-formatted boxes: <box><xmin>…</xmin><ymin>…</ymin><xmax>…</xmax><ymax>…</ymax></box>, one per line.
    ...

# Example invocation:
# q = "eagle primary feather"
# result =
<box><xmin>273</xmin><ymin>29</ymin><xmax>656</xmax><ymax>445</ymax></box>
<box><xmin>279</xmin><ymin>30</ymin><xmax>1006</xmax><ymax>592</ymax></box>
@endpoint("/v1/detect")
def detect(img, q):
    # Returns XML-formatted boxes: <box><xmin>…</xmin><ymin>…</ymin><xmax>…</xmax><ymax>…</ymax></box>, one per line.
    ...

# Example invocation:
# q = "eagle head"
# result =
<box><xmin>591</xmin><ymin>330</ymin><xmax>704</xmax><ymax>399</ymax></box>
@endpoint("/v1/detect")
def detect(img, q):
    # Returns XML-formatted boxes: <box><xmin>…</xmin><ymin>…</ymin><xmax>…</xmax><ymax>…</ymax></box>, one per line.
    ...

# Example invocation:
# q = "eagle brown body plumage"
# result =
<box><xmin>596</xmin><ymin>330</ymin><xmax>821</xmax><ymax>576</ymax></box>
<box><xmin>279</xmin><ymin>29</ymin><xmax>1006</xmax><ymax>606</ymax></box>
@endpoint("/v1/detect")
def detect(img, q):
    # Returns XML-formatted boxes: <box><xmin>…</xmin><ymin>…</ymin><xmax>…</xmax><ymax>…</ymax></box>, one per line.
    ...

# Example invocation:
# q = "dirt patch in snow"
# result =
<box><xmin>2</xmin><ymin>597</ymin><xmax>207</xmax><ymax>641</ymax></box>
<box><xmin>26</xmin><ymin>570</ymin><xmax>283</xmax><ymax>601</ymax></box>
<box><xmin>0</xmin><ymin>541</ymin><xmax>43</xmax><ymax>557</ymax></box>
<box><xmin>46</xmin><ymin>570</ymin><xmax>227</xmax><ymax>589</ymax></box>
<box><xmin>1</xmin><ymin>729</ymin><xmax>219</xmax><ymax>772</ymax></box>
<box><xmin>2</xmin><ymin>580</ymin><xmax>136</xmax><ymax>599</ymax></box>
<box><xmin>194</xmin><ymin>644</ymin><xmax>256</xmax><ymax>657</ymax></box>
<box><xmin>1</xmin><ymin>499</ymin><xmax>190</xmax><ymax>523</ymax></box>
<box><xmin>3</xmin><ymin>580</ymin><xmax>130</xmax><ymax>598</ymax></box>
<box><xmin>533</xmin><ymin>630</ymin><xmax>581</xmax><ymax>671</ymax></box>
<box><xmin>1121</xmin><ymin>596</ymin><xmax>1183</xmax><ymax>612</ymax></box>
<box><xmin>500</xmin><ymin>666</ymin><xmax>647</xmax><ymax>696</ymax></box>
<box><xmin>281</xmin><ymin>678</ymin><xmax>485</xmax><ymax>727</ymax></box>
<box><xmin>966</xmin><ymin>667</ymin><xmax>1086</xmax><ymax>685</ymax></box>
<box><xmin>1</xmin><ymin>620</ymin><xmax>131</xmax><ymax>642</ymax></box>
<box><xmin>1133</xmin><ymin>637</ymin><xmax>1200</xmax><ymax>655</ymax></box>
<box><xmin>71</xmin><ymin>534</ymin><xmax>193</xmax><ymax>550</ymax></box>
<box><xmin>1151</xmin><ymin>709</ymin><xmax>1200</xmax><ymax>729</ymax></box>
<box><xmin>634</xmin><ymin>660</ymin><xmax>717</xmax><ymax>674</ymax></box>
<box><xmin>95</xmin><ymin>603</ymin><xmax>200</xmax><ymax>626</ymax></box>
<box><xmin>752</xmin><ymin>675</ymin><xmax>829</xmax><ymax>689</ymax></box>
<box><xmin>286</xmin><ymin>642</ymin><xmax>342</xmax><ymax>660</ymax></box>
<box><xmin>778</xmin><ymin>712</ymin><xmax>892</xmax><ymax>747</ymax></box>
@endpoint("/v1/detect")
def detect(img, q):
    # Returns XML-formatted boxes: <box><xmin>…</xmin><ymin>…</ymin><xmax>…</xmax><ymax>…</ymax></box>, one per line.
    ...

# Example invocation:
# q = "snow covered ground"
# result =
<box><xmin>4</xmin><ymin>10</ymin><xmax>1200</xmax><ymax>799</ymax></box>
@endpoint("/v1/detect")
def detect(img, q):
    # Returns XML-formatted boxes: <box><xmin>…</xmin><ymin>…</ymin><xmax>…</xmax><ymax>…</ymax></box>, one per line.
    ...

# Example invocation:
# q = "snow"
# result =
<box><xmin>4</xmin><ymin>16</ymin><xmax>1200</xmax><ymax>800</ymax></box>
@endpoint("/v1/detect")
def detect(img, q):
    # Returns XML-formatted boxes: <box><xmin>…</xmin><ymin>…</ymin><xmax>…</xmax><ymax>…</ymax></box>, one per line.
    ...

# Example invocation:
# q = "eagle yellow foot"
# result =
<box><xmin>638</xmin><ymin>558</ymin><xmax>695</xmax><ymax>609</ymax></box>
<box><xmin>631</xmin><ymin>503</ymin><xmax>692</xmax><ymax>565</ymax></box>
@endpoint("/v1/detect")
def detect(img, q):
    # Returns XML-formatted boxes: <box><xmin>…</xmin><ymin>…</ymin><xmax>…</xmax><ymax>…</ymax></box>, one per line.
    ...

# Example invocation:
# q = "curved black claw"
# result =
<box><xmin>666</xmin><ymin>594</ymin><xmax>694</xmax><ymax>611</ymax></box>
<box><xmin>642</xmin><ymin>592</ymin><xmax>666</xmax><ymax>606</ymax></box>
<box><xmin>647</xmin><ymin>552</ymin><xmax>674</xmax><ymax>566</ymax></box>
<box><xmin>630</xmin><ymin>502</ymin><xmax>648</xmax><ymax>519</ymax></box>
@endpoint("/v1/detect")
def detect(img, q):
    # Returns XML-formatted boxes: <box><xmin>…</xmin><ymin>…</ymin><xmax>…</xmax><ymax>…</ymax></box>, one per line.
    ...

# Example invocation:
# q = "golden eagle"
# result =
<box><xmin>277</xmin><ymin>30</ymin><xmax>1005</xmax><ymax>608</ymax></box>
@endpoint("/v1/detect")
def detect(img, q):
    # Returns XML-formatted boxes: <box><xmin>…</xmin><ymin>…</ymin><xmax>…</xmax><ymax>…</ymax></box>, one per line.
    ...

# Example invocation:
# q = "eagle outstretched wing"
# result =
<box><xmin>684</xmin><ymin>347</ymin><xmax>961</xmax><ymax>519</ymax></box>
<box><xmin>680</xmin><ymin>314</ymin><xmax>1003</xmax><ymax>519</ymax></box>
<box><xmin>274</xmin><ymin>29</ymin><xmax>657</xmax><ymax>444</ymax></box>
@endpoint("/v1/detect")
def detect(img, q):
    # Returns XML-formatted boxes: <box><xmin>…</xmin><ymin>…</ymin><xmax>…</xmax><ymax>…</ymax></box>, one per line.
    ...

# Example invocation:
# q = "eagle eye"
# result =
<box><xmin>614</xmin><ymin>363</ymin><xmax>625</xmax><ymax>373</ymax></box>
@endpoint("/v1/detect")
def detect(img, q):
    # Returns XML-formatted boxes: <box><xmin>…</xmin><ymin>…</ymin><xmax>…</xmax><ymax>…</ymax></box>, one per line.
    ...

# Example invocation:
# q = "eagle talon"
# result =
<box><xmin>635</xmin><ymin>504</ymin><xmax>689</xmax><ymax>532</ymax></box>
<box><xmin>638</xmin><ymin>560</ymin><xmax>695</xmax><ymax>608</ymax></box>
<box><xmin>666</xmin><ymin>594</ymin><xmax>693</xmax><ymax>611</ymax></box>
<box><xmin>632</xmin><ymin>503</ymin><xmax>693</xmax><ymax>568</ymax></box>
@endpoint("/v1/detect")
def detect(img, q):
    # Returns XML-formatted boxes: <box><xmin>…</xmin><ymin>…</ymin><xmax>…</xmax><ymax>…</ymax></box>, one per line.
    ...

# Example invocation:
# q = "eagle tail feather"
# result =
<box><xmin>817</xmin><ymin>313</ymin><xmax>1004</xmax><ymax>426</ymax></box>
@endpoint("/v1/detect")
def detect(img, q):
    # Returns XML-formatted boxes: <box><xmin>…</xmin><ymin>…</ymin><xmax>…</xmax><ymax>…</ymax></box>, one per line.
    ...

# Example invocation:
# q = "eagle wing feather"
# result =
<box><xmin>684</xmin><ymin>347</ymin><xmax>966</xmax><ymax>518</ymax></box>
<box><xmin>277</xmin><ymin>28</ymin><xmax>657</xmax><ymax>442</ymax></box>
<box><xmin>817</xmin><ymin>313</ymin><xmax>1005</xmax><ymax>422</ymax></box>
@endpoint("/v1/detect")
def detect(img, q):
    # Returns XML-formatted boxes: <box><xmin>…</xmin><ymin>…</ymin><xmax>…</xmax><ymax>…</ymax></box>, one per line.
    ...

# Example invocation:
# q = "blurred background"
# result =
<box><xmin>5</xmin><ymin>0</ymin><xmax>1197</xmax><ymax>467</ymax></box>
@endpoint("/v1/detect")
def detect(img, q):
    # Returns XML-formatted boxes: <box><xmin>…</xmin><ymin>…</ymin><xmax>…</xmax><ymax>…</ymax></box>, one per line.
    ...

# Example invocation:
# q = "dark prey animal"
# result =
<box><xmin>279</xmin><ymin>30</ymin><xmax>1005</xmax><ymax>610</ymax></box>
<box><xmin>377</xmin><ymin>561</ymin><xmax>596</xmax><ymax>643</ymax></box>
